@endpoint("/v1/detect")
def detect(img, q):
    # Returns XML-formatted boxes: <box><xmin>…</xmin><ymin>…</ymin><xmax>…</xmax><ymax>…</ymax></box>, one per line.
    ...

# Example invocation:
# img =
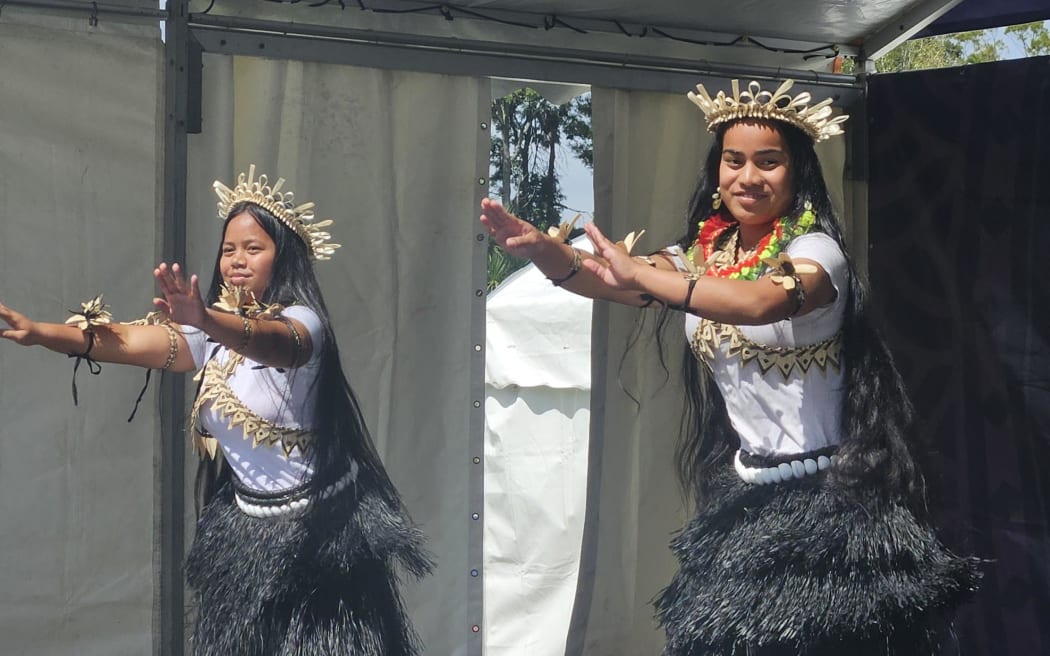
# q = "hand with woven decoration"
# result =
<box><xmin>1</xmin><ymin>295</ymin><xmax>188</xmax><ymax>372</ymax></box>
<box><xmin>0</xmin><ymin>295</ymin><xmax>191</xmax><ymax>417</ymax></box>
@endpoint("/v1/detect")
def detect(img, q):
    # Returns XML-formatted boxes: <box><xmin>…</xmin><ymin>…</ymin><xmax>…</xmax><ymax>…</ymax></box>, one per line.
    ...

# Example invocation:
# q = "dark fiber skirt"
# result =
<box><xmin>655</xmin><ymin>470</ymin><xmax>982</xmax><ymax>656</ymax></box>
<box><xmin>185</xmin><ymin>479</ymin><xmax>432</xmax><ymax>656</ymax></box>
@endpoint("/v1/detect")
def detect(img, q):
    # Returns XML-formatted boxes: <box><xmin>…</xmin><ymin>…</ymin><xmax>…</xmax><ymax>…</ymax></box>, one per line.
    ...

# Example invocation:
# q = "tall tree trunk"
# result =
<box><xmin>500</xmin><ymin>110</ymin><xmax>512</xmax><ymax>207</ymax></box>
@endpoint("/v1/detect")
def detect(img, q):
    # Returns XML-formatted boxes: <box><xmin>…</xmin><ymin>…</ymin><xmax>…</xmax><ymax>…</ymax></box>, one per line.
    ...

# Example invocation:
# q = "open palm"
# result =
<box><xmin>153</xmin><ymin>263</ymin><xmax>207</xmax><ymax>327</ymax></box>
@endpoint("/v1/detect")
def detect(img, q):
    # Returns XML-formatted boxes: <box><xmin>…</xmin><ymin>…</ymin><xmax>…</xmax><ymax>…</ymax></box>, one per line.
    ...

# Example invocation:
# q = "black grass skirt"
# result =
<box><xmin>655</xmin><ymin>470</ymin><xmax>982</xmax><ymax>656</ymax></box>
<box><xmin>185</xmin><ymin>479</ymin><xmax>432</xmax><ymax>656</ymax></box>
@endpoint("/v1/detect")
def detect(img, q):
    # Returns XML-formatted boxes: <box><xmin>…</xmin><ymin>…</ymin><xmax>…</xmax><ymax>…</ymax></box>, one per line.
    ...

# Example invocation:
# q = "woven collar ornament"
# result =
<box><xmin>213</xmin><ymin>164</ymin><xmax>341</xmax><ymax>261</ymax></box>
<box><xmin>687</xmin><ymin>79</ymin><xmax>848</xmax><ymax>142</ymax></box>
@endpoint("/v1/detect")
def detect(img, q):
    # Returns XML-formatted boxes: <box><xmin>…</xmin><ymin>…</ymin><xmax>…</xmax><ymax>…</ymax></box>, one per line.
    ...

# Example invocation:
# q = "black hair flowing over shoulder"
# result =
<box><xmin>195</xmin><ymin>201</ymin><xmax>403</xmax><ymax>513</ymax></box>
<box><xmin>672</xmin><ymin>120</ymin><xmax>926</xmax><ymax>512</ymax></box>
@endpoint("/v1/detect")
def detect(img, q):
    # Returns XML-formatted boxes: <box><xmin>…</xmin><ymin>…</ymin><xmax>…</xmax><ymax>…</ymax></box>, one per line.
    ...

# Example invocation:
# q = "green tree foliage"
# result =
<box><xmin>488</xmin><ymin>88</ymin><xmax>592</xmax><ymax>290</ymax></box>
<box><xmin>490</xmin><ymin>88</ymin><xmax>568</xmax><ymax>233</ymax></box>
<box><xmin>874</xmin><ymin>31</ymin><xmax>1000</xmax><ymax>72</ymax></box>
<box><xmin>871</xmin><ymin>22</ymin><xmax>1049</xmax><ymax>73</ymax></box>
<box><xmin>563</xmin><ymin>94</ymin><xmax>593</xmax><ymax>170</ymax></box>
<box><xmin>1005</xmin><ymin>21</ymin><xmax>1050</xmax><ymax>56</ymax></box>
<box><xmin>486</xmin><ymin>247</ymin><xmax>530</xmax><ymax>292</ymax></box>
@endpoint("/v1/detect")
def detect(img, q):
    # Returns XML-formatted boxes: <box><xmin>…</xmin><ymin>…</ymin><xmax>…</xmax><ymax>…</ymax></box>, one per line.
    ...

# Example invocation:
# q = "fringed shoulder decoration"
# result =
<box><xmin>762</xmin><ymin>253</ymin><xmax>818</xmax><ymax>290</ymax></box>
<box><xmin>212</xmin><ymin>283</ymin><xmax>285</xmax><ymax>320</ymax></box>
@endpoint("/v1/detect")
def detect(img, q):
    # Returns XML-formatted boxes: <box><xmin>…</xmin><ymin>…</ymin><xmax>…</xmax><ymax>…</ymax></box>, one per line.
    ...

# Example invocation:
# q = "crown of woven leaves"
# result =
<box><xmin>687</xmin><ymin>79</ymin><xmax>848</xmax><ymax>142</ymax></box>
<box><xmin>213</xmin><ymin>164</ymin><xmax>340</xmax><ymax>261</ymax></box>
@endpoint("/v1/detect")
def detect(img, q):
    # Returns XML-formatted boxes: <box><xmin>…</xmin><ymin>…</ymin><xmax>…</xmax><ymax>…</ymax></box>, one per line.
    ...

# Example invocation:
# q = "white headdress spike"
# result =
<box><xmin>688</xmin><ymin>78</ymin><xmax>848</xmax><ymax>142</ymax></box>
<box><xmin>213</xmin><ymin>165</ymin><xmax>341</xmax><ymax>261</ymax></box>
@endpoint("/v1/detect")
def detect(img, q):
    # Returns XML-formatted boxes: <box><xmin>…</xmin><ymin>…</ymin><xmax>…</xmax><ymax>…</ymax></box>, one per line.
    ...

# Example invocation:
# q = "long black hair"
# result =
<box><xmin>195</xmin><ymin>201</ymin><xmax>403</xmax><ymax>511</ymax></box>
<box><xmin>673</xmin><ymin>119</ymin><xmax>925</xmax><ymax>511</ymax></box>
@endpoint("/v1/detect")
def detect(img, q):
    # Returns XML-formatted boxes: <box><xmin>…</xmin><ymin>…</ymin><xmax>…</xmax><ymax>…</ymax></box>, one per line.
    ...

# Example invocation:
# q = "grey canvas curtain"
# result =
<box><xmin>0</xmin><ymin>11</ymin><xmax>161</xmax><ymax>655</ymax></box>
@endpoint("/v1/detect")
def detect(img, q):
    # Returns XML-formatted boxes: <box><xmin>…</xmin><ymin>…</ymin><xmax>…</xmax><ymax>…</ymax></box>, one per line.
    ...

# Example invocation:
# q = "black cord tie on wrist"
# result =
<box><xmin>68</xmin><ymin>332</ymin><xmax>102</xmax><ymax>406</ymax></box>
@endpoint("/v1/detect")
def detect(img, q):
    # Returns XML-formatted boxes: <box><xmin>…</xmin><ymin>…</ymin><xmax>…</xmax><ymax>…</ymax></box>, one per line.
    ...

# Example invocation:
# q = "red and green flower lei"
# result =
<box><xmin>684</xmin><ymin>208</ymin><xmax>817</xmax><ymax>280</ymax></box>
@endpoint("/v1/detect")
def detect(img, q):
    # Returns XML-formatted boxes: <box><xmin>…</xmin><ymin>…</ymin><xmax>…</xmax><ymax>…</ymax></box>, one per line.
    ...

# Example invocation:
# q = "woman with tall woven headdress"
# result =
<box><xmin>481</xmin><ymin>80</ymin><xmax>980</xmax><ymax>654</ymax></box>
<box><xmin>0</xmin><ymin>166</ymin><xmax>431</xmax><ymax>655</ymax></box>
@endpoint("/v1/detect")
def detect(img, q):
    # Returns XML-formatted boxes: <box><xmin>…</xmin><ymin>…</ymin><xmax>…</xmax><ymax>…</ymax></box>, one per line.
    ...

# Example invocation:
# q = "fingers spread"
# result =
<box><xmin>584</xmin><ymin>223</ymin><xmax>611</xmax><ymax>251</ymax></box>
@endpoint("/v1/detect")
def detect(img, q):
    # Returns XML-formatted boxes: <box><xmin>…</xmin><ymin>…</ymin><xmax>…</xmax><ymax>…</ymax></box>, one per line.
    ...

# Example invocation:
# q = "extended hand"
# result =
<box><xmin>582</xmin><ymin>223</ymin><xmax>646</xmax><ymax>291</ymax></box>
<box><xmin>0</xmin><ymin>301</ymin><xmax>37</xmax><ymax>346</ymax></box>
<box><xmin>480</xmin><ymin>198</ymin><xmax>550</xmax><ymax>259</ymax></box>
<box><xmin>154</xmin><ymin>262</ymin><xmax>206</xmax><ymax>327</ymax></box>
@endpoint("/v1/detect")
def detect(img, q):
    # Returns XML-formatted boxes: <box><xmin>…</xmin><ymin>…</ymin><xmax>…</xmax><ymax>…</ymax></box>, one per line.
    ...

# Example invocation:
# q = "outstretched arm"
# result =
<box><xmin>480</xmin><ymin>198</ymin><xmax>676</xmax><ymax>306</ymax></box>
<box><xmin>582</xmin><ymin>222</ymin><xmax>837</xmax><ymax>324</ymax></box>
<box><xmin>0</xmin><ymin>300</ymin><xmax>196</xmax><ymax>372</ymax></box>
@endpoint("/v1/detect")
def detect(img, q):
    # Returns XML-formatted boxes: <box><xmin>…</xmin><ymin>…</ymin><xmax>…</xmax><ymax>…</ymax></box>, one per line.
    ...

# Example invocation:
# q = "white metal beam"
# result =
<box><xmin>863</xmin><ymin>0</ymin><xmax>966</xmax><ymax>60</ymax></box>
<box><xmin>189</xmin><ymin>15</ymin><xmax>863</xmax><ymax>97</ymax></box>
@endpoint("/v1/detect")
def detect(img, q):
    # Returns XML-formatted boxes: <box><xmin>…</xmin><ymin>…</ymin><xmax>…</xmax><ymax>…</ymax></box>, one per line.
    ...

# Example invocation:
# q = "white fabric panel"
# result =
<box><xmin>486</xmin><ymin>237</ymin><xmax>594</xmax><ymax>390</ymax></box>
<box><xmin>483</xmin><ymin>385</ymin><xmax>590</xmax><ymax>655</ymax></box>
<box><xmin>570</xmin><ymin>85</ymin><xmax>849</xmax><ymax>654</ymax></box>
<box><xmin>0</xmin><ymin>12</ymin><xmax>160</xmax><ymax>656</ymax></box>
<box><xmin>484</xmin><ymin>240</ymin><xmax>593</xmax><ymax>655</ymax></box>
<box><xmin>186</xmin><ymin>55</ymin><xmax>487</xmax><ymax>656</ymax></box>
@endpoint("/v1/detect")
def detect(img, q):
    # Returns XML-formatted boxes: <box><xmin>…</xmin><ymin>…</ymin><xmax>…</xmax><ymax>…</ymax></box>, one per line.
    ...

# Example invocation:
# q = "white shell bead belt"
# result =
<box><xmin>733</xmin><ymin>449</ymin><xmax>839</xmax><ymax>485</ymax></box>
<box><xmin>234</xmin><ymin>461</ymin><xmax>359</xmax><ymax>518</ymax></box>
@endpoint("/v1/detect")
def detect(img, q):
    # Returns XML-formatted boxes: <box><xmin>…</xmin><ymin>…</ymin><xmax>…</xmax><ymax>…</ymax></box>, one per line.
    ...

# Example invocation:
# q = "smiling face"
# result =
<box><xmin>220</xmin><ymin>211</ymin><xmax>276</xmax><ymax>298</ymax></box>
<box><xmin>718</xmin><ymin>120</ymin><xmax>795</xmax><ymax>233</ymax></box>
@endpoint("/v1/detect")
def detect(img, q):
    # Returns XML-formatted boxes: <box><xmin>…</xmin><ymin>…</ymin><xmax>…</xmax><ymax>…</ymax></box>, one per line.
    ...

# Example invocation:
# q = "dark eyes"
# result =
<box><xmin>723</xmin><ymin>158</ymin><xmax>781</xmax><ymax>167</ymax></box>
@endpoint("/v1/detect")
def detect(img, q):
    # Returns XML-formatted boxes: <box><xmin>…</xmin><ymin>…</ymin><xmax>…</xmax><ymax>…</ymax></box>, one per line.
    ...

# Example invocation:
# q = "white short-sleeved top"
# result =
<box><xmin>182</xmin><ymin>305</ymin><xmax>324</xmax><ymax>492</ymax></box>
<box><xmin>675</xmin><ymin>232</ymin><xmax>849</xmax><ymax>457</ymax></box>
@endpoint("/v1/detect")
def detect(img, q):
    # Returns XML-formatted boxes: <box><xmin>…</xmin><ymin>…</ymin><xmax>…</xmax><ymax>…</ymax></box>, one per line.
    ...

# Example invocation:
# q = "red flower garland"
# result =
<box><xmin>691</xmin><ymin>213</ymin><xmax>784</xmax><ymax>279</ymax></box>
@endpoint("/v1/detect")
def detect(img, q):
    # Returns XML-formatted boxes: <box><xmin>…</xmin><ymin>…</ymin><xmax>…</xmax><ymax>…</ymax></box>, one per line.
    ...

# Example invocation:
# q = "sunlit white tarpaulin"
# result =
<box><xmin>484</xmin><ymin>236</ymin><xmax>593</xmax><ymax>655</ymax></box>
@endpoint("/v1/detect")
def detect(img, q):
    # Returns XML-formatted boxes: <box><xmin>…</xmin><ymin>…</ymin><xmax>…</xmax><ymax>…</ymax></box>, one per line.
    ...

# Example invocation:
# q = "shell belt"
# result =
<box><xmin>733</xmin><ymin>449</ymin><xmax>839</xmax><ymax>485</ymax></box>
<box><xmin>233</xmin><ymin>460</ymin><xmax>359</xmax><ymax>519</ymax></box>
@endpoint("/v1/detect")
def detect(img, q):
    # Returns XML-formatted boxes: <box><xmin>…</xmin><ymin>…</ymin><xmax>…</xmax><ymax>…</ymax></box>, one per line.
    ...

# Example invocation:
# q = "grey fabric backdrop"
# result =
<box><xmin>0</xmin><ymin>11</ymin><xmax>161</xmax><ymax>655</ymax></box>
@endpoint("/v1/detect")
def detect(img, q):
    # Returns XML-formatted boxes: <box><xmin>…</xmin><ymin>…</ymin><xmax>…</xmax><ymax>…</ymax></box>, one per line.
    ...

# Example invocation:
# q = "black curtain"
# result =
<box><xmin>868</xmin><ymin>57</ymin><xmax>1050</xmax><ymax>655</ymax></box>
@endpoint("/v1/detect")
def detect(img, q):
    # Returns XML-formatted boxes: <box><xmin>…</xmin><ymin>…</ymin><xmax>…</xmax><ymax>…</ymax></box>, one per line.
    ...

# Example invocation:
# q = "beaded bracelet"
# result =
<box><xmin>237</xmin><ymin>315</ymin><xmax>254</xmax><ymax>352</ymax></box>
<box><xmin>160</xmin><ymin>322</ymin><xmax>179</xmax><ymax>370</ymax></box>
